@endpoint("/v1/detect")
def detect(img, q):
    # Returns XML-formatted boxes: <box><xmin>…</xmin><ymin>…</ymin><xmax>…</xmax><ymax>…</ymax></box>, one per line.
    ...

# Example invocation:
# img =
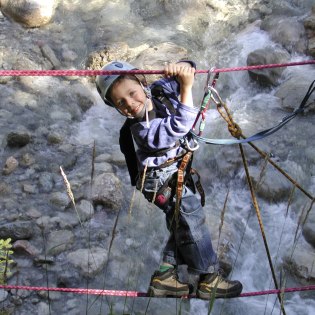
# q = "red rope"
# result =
<box><xmin>0</xmin><ymin>284</ymin><xmax>314</xmax><ymax>299</ymax></box>
<box><xmin>0</xmin><ymin>60</ymin><xmax>314</xmax><ymax>76</ymax></box>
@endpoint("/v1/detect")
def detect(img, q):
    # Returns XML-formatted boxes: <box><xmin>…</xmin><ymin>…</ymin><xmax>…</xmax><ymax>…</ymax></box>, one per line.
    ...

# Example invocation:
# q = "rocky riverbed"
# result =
<box><xmin>0</xmin><ymin>1</ymin><xmax>315</xmax><ymax>314</ymax></box>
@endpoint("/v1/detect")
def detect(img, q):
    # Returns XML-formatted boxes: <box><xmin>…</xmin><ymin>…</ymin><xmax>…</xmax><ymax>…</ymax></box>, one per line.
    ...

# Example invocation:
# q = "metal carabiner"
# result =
<box><xmin>209</xmin><ymin>86</ymin><xmax>224</xmax><ymax>106</ymax></box>
<box><xmin>185</xmin><ymin>137</ymin><xmax>200</xmax><ymax>152</ymax></box>
<box><xmin>204</xmin><ymin>67</ymin><xmax>216</xmax><ymax>93</ymax></box>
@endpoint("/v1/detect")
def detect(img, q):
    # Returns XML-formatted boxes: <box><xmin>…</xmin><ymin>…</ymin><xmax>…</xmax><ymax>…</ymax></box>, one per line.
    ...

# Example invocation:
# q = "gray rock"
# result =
<box><xmin>0</xmin><ymin>221</ymin><xmax>34</xmax><ymax>240</ymax></box>
<box><xmin>46</xmin><ymin>230</ymin><xmax>74</xmax><ymax>255</ymax></box>
<box><xmin>284</xmin><ymin>247</ymin><xmax>315</xmax><ymax>280</ymax></box>
<box><xmin>67</xmin><ymin>247</ymin><xmax>108</xmax><ymax>277</ymax></box>
<box><xmin>1</xmin><ymin>0</ymin><xmax>57</xmax><ymax>28</ymax></box>
<box><xmin>6</xmin><ymin>131</ymin><xmax>31</xmax><ymax>147</ymax></box>
<box><xmin>275</xmin><ymin>75</ymin><xmax>315</xmax><ymax>112</ymax></box>
<box><xmin>247</xmin><ymin>165</ymin><xmax>292</xmax><ymax>202</ymax></box>
<box><xmin>12</xmin><ymin>240</ymin><xmax>40</xmax><ymax>256</ymax></box>
<box><xmin>38</xmin><ymin>172</ymin><xmax>54</xmax><ymax>193</ymax></box>
<box><xmin>0</xmin><ymin>289</ymin><xmax>8</xmax><ymax>302</ymax></box>
<box><xmin>2</xmin><ymin>156</ymin><xmax>19</xmax><ymax>175</ymax></box>
<box><xmin>49</xmin><ymin>192</ymin><xmax>70</xmax><ymax>208</ymax></box>
<box><xmin>261</xmin><ymin>16</ymin><xmax>307</xmax><ymax>53</ymax></box>
<box><xmin>302</xmin><ymin>208</ymin><xmax>315</xmax><ymax>248</ymax></box>
<box><xmin>90</xmin><ymin>173</ymin><xmax>123</xmax><ymax>210</ymax></box>
<box><xmin>76</xmin><ymin>199</ymin><xmax>94</xmax><ymax>222</ymax></box>
<box><xmin>247</xmin><ymin>46</ymin><xmax>290</xmax><ymax>87</ymax></box>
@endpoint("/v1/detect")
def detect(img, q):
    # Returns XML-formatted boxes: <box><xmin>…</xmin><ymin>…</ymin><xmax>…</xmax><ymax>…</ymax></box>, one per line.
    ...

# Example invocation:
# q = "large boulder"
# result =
<box><xmin>261</xmin><ymin>16</ymin><xmax>307</xmax><ymax>54</ymax></box>
<box><xmin>0</xmin><ymin>0</ymin><xmax>57</xmax><ymax>27</ymax></box>
<box><xmin>247</xmin><ymin>46</ymin><xmax>290</xmax><ymax>87</ymax></box>
<box><xmin>303</xmin><ymin>6</ymin><xmax>315</xmax><ymax>57</ymax></box>
<box><xmin>275</xmin><ymin>75</ymin><xmax>315</xmax><ymax>113</ymax></box>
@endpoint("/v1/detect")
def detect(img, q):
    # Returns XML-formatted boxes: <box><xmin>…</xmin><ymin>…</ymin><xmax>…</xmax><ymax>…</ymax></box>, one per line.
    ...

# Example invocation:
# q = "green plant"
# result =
<box><xmin>0</xmin><ymin>238</ymin><xmax>14</xmax><ymax>284</ymax></box>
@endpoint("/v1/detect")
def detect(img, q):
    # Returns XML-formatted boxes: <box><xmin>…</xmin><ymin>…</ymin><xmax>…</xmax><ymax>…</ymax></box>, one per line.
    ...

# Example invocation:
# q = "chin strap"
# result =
<box><xmin>141</xmin><ymin>83</ymin><xmax>152</xmax><ymax>128</ymax></box>
<box><xmin>144</xmin><ymin>98</ymin><xmax>150</xmax><ymax>128</ymax></box>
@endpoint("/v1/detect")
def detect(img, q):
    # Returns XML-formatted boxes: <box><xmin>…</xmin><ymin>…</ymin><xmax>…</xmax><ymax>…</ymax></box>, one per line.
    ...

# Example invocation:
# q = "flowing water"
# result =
<box><xmin>2</xmin><ymin>0</ymin><xmax>315</xmax><ymax>314</ymax></box>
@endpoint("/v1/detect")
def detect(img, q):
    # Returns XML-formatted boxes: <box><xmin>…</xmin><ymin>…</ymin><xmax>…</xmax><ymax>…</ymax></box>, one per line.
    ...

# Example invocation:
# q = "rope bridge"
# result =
<box><xmin>1</xmin><ymin>60</ymin><xmax>314</xmax><ymax>310</ymax></box>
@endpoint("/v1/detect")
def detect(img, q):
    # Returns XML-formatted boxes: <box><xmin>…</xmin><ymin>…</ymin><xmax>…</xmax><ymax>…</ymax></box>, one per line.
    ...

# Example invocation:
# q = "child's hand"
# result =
<box><xmin>164</xmin><ymin>62</ymin><xmax>195</xmax><ymax>107</ymax></box>
<box><xmin>164</xmin><ymin>63</ymin><xmax>195</xmax><ymax>89</ymax></box>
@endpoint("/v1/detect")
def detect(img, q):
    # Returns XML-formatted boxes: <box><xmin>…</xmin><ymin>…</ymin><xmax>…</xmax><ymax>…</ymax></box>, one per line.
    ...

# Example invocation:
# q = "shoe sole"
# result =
<box><xmin>148</xmin><ymin>286</ymin><xmax>189</xmax><ymax>297</ymax></box>
<box><xmin>197</xmin><ymin>287</ymin><xmax>242</xmax><ymax>299</ymax></box>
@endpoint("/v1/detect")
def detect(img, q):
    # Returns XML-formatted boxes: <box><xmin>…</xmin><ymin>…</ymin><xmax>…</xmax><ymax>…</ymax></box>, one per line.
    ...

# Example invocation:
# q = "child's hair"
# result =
<box><xmin>107</xmin><ymin>75</ymin><xmax>145</xmax><ymax>105</ymax></box>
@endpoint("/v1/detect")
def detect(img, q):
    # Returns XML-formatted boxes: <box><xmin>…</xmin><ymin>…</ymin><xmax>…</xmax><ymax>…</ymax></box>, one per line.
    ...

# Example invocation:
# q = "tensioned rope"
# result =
<box><xmin>1</xmin><ymin>284</ymin><xmax>315</xmax><ymax>299</ymax></box>
<box><xmin>0</xmin><ymin>60</ymin><xmax>314</xmax><ymax>76</ymax></box>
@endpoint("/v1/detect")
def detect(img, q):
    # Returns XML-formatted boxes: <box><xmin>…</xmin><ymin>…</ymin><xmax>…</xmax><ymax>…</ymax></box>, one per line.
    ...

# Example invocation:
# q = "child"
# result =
<box><xmin>96</xmin><ymin>60</ymin><xmax>243</xmax><ymax>299</ymax></box>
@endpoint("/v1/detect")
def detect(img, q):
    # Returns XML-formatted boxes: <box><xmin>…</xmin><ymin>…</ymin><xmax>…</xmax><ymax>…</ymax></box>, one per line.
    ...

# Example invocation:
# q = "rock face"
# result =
<box><xmin>303</xmin><ymin>5</ymin><xmax>315</xmax><ymax>57</ymax></box>
<box><xmin>0</xmin><ymin>0</ymin><xmax>57</xmax><ymax>27</ymax></box>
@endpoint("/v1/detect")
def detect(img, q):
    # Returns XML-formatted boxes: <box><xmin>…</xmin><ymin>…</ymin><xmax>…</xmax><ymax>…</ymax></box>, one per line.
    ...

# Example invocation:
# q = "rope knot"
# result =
<box><xmin>228</xmin><ymin>122</ymin><xmax>242</xmax><ymax>139</ymax></box>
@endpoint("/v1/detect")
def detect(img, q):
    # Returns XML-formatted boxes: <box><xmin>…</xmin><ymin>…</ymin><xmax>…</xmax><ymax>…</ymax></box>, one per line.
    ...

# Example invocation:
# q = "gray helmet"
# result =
<box><xmin>96</xmin><ymin>61</ymin><xmax>137</xmax><ymax>107</ymax></box>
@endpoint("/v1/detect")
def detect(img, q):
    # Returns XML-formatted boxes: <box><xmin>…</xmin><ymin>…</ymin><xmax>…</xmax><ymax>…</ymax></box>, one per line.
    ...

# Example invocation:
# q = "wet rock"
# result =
<box><xmin>71</xmin><ymin>83</ymin><xmax>94</xmax><ymax>112</ymax></box>
<box><xmin>51</xmin><ymin>212</ymin><xmax>80</xmax><ymax>229</ymax></box>
<box><xmin>67</xmin><ymin>247</ymin><xmax>108</xmax><ymax>278</ymax></box>
<box><xmin>34</xmin><ymin>255</ymin><xmax>54</xmax><ymax>265</ymax></box>
<box><xmin>133</xmin><ymin>42</ymin><xmax>188</xmax><ymax>83</ymax></box>
<box><xmin>302</xmin><ymin>209</ymin><xmax>315</xmax><ymax>248</ymax></box>
<box><xmin>76</xmin><ymin>199</ymin><xmax>94</xmax><ymax>222</ymax></box>
<box><xmin>36</xmin><ymin>302</ymin><xmax>50</xmax><ymax>315</ymax></box>
<box><xmin>90</xmin><ymin>173</ymin><xmax>123</xmax><ymax>210</ymax></box>
<box><xmin>38</xmin><ymin>172</ymin><xmax>54</xmax><ymax>193</ymax></box>
<box><xmin>303</xmin><ymin>5</ymin><xmax>315</xmax><ymax>55</ymax></box>
<box><xmin>25</xmin><ymin>207</ymin><xmax>41</xmax><ymax>219</ymax></box>
<box><xmin>0</xmin><ymin>0</ymin><xmax>57</xmax><ymax>28</ymax></box>
<box><xmin>49</xmin><ymin>192</ymin><xmax>70</xmax><ymax>208</ymax></box>
<box><xmin>20</xmin><ymin>153</ymin><xmax>35</xmax><ymax>167</ymax></box>
<box><xmin>275</xmin><ymin>75</ymin><xmax>315</xmax><ymax>113</ymax></box>
<box><xmin>85</xmin><ymin>42</ymin><xmax>131</xmax><ymax>71</ymax></box>
<box><xmin>247</xmin><ymin>46</ymin><xmax>290</xmax><ymax>87</ymax></box>
<box><xmin>261</xmin><ymin>16</ymin><xmax>307</xmax><ymax>54</ymax></box>
<box><xmin>39</xmin><ymin>43</ymin><xmax>61</xmax><ymax>69</ymax></box>
<box><xmin>12</xmin><ymin>240</ymin><xmax>40</xmax><ymax>256</ymax></box>
<box><xmin>22</xmin><ymin>183</ymin><xmax>37</xmax><ymax>194</ymax></box>
<box><xmin>247</xmin><ymin>165</ymin><xmax>292</xmax><ymax>202</ymax></box>
<box><xmin>0</xmin><ymin>221</ymin><xmax>35</xmax><ymax>240</ymax></box>
<box><xmin>2</xmin><ymin>156</ymin><xmax>19</xmax><ymax>175</ymax></box>
<box><xmin>6</xmin><ymin>131</ymin><xmax>31</xmax><ymax>147</ymax></box>
<box><xmin>284</xmin><ymin>247</ymin><xmax>315</xmax><ymax>281</ymax></box>
<box><xmin>308</xmin><ymin>37</ymin><xmax>315</xmax><ymax>57</ymax></box>
<box><xmin>0</xmin><ymin>182</ymin><xmax>11</xmax><ymax>195</ymax></box>
<box><xmin>46</xmin><ymin>230</ymin><xmax>74</xmax><ymax>255</ymax></box>
<box><xmin>47</xmin><ymin>131</ymin><xmax>64</xmax><ymax>144</ymax></box>
<box><xmin>0</xmin><ymin>289</ymin><xmax>8</xmax><ymax>302</ymax></box>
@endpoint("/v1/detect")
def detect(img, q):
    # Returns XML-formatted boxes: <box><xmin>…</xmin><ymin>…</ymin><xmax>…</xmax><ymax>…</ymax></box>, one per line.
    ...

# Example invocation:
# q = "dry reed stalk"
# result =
<box><xmin>60</xmin><ymin>166</ymin><xmax>83</xmax><ymax>226</ymax></box>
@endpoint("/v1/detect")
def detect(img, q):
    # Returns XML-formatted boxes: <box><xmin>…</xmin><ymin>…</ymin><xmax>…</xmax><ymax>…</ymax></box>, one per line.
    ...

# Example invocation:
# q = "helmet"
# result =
<box><xmin>96</xmin><ymin>61</ymin><xmax>137</xmax><ymax>107</ymax></box>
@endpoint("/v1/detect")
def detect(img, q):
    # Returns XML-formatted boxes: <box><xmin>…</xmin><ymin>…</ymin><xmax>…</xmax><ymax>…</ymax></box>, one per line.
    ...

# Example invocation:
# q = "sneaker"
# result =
<box><xmin>197</xmin><ymin>271</ymin><xmax>243</xmax><ymax>299</ymax></box>
<box><xmin>147</xmin><ymin>267</ymin><xmax>191</xmax><ymax>297</ymax></box>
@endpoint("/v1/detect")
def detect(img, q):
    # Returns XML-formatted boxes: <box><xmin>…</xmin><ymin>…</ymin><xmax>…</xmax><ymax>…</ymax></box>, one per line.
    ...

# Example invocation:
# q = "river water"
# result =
<box><xmin>1</xmin><ymin>0</ymin><xmax>315</xmax><ymax>314</ymax></box>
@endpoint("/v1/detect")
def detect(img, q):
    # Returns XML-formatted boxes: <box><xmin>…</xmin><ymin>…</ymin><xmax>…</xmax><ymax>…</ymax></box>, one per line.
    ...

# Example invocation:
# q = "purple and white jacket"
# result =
<box><xmin>130</xmin><ymin>75</ymin><xmax>199</xmax><ymax>171</ymax></box>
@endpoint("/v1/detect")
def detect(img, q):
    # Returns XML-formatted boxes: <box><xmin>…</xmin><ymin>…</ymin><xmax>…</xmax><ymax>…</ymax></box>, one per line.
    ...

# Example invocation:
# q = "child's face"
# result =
<box><xmin>110</xmin><ymin>78</ymin><xmax>148</xmax><ymax>119</ymax></box>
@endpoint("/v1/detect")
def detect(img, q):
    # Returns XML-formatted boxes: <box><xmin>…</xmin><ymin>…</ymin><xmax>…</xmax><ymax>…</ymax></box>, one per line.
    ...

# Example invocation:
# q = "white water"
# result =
<box><xmin>66</xmin><ymin>1</ymin><xmax>315</xmax><ymax>314</ymax></box>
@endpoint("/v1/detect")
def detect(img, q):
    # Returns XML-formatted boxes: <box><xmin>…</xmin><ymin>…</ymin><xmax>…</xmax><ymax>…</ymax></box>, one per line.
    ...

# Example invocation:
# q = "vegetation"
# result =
<box><xmin>0</xmin><ymin>238</ymin><xmax>14</xmax><ymax>284</ymax></box>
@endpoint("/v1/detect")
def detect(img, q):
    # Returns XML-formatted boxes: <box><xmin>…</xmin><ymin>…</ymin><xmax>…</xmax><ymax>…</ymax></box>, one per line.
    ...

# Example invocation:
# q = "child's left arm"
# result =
<box><xmin>164</xmin><ymin>62</ymin><xmax>195</xmax><ymax>108</ymax></box>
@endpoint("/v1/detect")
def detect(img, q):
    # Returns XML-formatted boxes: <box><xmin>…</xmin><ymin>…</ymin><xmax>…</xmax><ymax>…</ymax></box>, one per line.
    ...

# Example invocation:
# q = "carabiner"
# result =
<box><xmin>185</xmin><ymin>137</ymin><xmax>200</xmax><ymax>152</ymax></box>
